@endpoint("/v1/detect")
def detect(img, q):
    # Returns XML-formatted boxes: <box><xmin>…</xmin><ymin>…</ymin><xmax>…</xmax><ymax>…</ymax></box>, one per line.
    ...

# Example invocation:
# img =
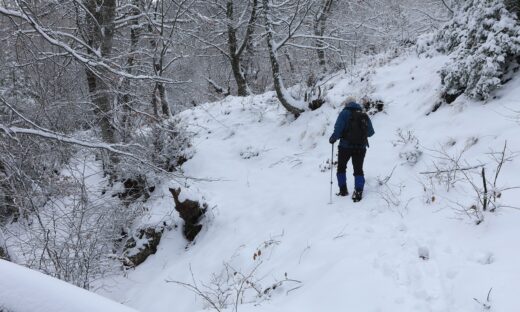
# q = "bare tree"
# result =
<box><xmin>262</xmin><ymin>0</ymin><xmax>315</xmax><ymax>118</ymax></box>
<box><xmin>188</xmin><ymin>0</ymin><xmax>259</xmax><ymax>96</ymax></box>
<box><xmin>147</xmin><ymin>0</ymin><xmax>195</xmax><ymax>117</ymax></box>
<box><xmin>82</xmin><ymin>0</ymin><xmax>118</xmax><ymax>146</ymax></box>
<box><xmin>226</xmin><ymin>0</ymin><xmax>258</xmax><ymax>96</ymax></box>
<box><xmin>313</xmin><ymin>0</ymin><xmax>335</xmax><ymax>71</ymax></box>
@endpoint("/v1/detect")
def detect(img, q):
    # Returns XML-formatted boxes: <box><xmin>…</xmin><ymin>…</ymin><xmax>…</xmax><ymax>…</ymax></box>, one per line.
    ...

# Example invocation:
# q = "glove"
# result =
<box><xmin>329</xmin><ymin>136</ymin><xmax>336</xmax><ymax>144</ymax></box>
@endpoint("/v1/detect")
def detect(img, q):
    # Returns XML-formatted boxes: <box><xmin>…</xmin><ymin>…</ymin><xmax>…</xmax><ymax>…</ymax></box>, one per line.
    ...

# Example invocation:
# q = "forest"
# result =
<box><xmin>1</xmin><ymin>0</ymin><xmax>520</xmax><ymax>311</ymax></box>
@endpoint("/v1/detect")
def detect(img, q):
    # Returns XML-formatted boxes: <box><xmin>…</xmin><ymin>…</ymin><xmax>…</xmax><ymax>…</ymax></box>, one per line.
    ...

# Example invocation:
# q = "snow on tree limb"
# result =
<box><xmin>1</xmin><ymin>94</ymin><xmax>171</xmax><ymax>174</ymax></box>
<box><xmin>0</xmin><ymin>4</ymin><xmax>180</xmax><ymax>84</ymax></box>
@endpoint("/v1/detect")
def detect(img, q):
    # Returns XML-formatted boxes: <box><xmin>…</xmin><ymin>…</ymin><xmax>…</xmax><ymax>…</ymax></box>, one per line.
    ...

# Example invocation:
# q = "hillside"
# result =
<box><xmin>96</xmin><ymin>51</ymin><xmax>520</xmax><ymax>312</ymax></box>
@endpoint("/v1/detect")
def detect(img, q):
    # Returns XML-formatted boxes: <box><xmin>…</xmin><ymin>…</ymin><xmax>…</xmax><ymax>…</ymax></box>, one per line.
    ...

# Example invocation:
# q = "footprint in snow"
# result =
<box><xmin>469</xmin><ymin>251</ymin><xmax>494</xmax><ymax>265</ymax></box>
<box><xmin>418</xmin><ymin>246</ymin><xmax>430</xmax><ymax>261</ymax></box>
<box><xmin>445</xmin><ymin>268</ymin><xmax>458</xmax><ymax>279</ymax></box>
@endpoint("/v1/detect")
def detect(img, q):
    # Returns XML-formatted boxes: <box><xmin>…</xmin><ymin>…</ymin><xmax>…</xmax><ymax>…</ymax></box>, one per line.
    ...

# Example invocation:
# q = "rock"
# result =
<box><xmin>169</xmin><ymin>188</ymin><xmax>206</xmax><ymax>241</ymax></box>
<box><xmin>441</xmin><ymin>91</ymin><xmax>461</xmax><ymax>104</ymax></box>
<box><xmin>184</xmin><ymin>223</ymin><xmax>203</xmax><ymax>242</ymax></box>
<box><xmin>308</xmin><ymin>98</ymin><xmax>325</xmax><ymax>111</ymax></box>
<box><xmin>117</xmin><ymin>176</ymin><xmax>154</xmax><ymax>202</ymax></box>
<box><xmin>123</xmin><ymin>227</ymin><xmax>164</xmax><ymax>267</ymax></box>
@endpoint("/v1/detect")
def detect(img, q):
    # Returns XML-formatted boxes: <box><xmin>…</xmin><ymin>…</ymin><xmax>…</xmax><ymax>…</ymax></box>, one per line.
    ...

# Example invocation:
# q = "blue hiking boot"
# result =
<box><xmin>337</xmin><ymin>186</ymin><xmax>349</xmax><ymax>196</ymax></box>
<box><xmin>352</xmin><ymin>190</ymin><xmax>363</xmax><ymax>202</ymax></box>
<box><xmin>336</xmin><ymin>172</ymin><xmax>348</xmax><ymax>196</ymax></box>
<box><xmin>352</xmin><ymin>175</ymin><xmax>365</xmax><ymax>202</ymax></box>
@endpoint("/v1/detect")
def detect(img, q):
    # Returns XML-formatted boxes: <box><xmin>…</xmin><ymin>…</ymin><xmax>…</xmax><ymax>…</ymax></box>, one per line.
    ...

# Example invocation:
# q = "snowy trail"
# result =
<box><xmin>101</xmin><ymin>53</ymin><xmax>520</xmax><ymax>312</ymax></box>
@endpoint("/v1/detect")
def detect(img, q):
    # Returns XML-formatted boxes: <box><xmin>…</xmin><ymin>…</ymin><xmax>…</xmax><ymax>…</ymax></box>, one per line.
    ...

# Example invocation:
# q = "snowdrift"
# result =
<box><xmin>0</xmin><ymin>260</ymin><xmax>138</xmax><ymax>312</ymax></box>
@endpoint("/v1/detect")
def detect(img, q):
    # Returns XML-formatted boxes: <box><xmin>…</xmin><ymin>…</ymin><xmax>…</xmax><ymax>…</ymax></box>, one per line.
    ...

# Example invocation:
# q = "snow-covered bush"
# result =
<box><xmin>421</xmin><ymin>141</ymin><xmax>517</xmax><ymax>224</ymax></box>
<box><xmin>319</xmin><ymin>157</ymin><xmax>336</xmax><ymax>173</ymax></box>
<box><xmin>167</xmin><ymin>238</ymin><xmax>300</xmax><ymax>311</ymax></box>
<box><xmin>240</xmin><ymin>146</ymin><xmax>261</xmax><ymax>159</ymax></box>
<box><xmin>437</xmin><ymin>0</ymin><xmax>520</xmax><ymax>101</ymax></box>
<box><xmin>393</xmin><ymin>129</ymin><xmax>422</xmax><ymax>166</ymax></box>
<box><xmin>155</xmin><ymin>120</ymin><xmax>192</xmax><ymax>171</ymax></box>
<box><xmin>361</xmin><ymin>97</ymin><xmax>385</xmax><ymax>116</ymax></box>
<box><xmin>135</xmin><ymin>119</ymin><xmax>193</xmax><ymax>173</ymax></box>
<box><xmin>416</xmin><ymin>33</ymin><xmax>436</xmax><ymax>56</ymax></box>
<box><xmin>3</xmin><ymin>162</ymin><xmax>141</xmax><ymax>289</ymax></box>
<box><xmin>108</xmin><ymin>119</ymin><xmax>193</xmax><ymax>206</ymax></box>
<box><xmin>0</xmin><ymin>135</ymin><xmax>76</xmax><ymax>222</ymax></box>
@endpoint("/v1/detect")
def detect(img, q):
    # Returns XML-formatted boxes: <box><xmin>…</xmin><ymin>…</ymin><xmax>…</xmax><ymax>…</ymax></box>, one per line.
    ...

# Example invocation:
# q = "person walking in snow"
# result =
<box><xmin>329</xmin><ymin>97</ymin><xmax>375</xmax><ymax>202</ymax></box>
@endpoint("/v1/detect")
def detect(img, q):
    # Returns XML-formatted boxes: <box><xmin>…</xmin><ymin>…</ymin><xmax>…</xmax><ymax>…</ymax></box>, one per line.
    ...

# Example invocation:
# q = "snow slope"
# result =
<box><xmin>99</xmin><ymin>52</ymin><xmax>520</xmax><ymax>312</ymax></box>
<box><xmin>0</xmin><ymin>260</ymin><xmax>138</xmax><ymax>312</ymax></box>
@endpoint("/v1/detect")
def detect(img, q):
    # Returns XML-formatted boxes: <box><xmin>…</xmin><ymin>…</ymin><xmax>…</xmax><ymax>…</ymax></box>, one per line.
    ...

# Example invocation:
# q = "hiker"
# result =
<box><xmin>329</xmin><ymin>97</ymin><xmax>375</xmax><ymax>202</ymax></box>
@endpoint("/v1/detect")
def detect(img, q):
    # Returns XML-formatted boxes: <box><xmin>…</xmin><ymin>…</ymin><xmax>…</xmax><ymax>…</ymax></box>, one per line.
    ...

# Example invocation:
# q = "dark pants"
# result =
<box><xmin>337</xmin><ymin>147</ymin><xmax>367</xmax><ymax>191</ymax></box>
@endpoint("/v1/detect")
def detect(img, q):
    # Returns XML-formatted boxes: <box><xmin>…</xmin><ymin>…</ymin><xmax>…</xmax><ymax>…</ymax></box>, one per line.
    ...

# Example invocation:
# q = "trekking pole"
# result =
<box><xmin>329</xmin><ymin>143</ymin><xmax>334</xmax><ymax>204</ymax></box>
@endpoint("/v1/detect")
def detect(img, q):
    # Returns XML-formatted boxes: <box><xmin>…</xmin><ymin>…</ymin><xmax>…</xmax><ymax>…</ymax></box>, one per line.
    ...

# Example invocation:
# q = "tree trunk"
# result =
<box><xmin>83</xmin><ymin>0</ymin><xmax>117</xmax><ymax>143</ymax></box>
<box><xmin>263</xmin><ymin>0</ymin><xmax>304</xmax><ymax>118</ymax></box>
<box><xmin>83</xmin><ymin>0</ymin><xmax>118</xmax><ymax>171</ymax></box>
<box><xmin>0</xmin><ymin>160</ymin><xmax>16</xmax><ymax>223</ymax></box>
<box><xmin>149</xmin><ymin>1</ymin><xmax>172</xmax><ymax>118</ymax></box>
<box><xmin>314</xmin><ymin>22</ymin><xmax>326</xmax><ymax>71</ymax></box>
<box><xmin>151</xmin><ymin>82</ymin><xmax>171</xmax><ymax>118</ymax></box>
<box><xmin>157</xmin><ymin>83</ymin><xmax>171</xmax><ymax>117</ymax></box>
<box><xmin>151</xmin><ymin>84</ymin><xmax>159</xmax><ymax>117</ymax></box>
<box><xmin>230</xmin><ymin>53</ymin><xmax>250</xmax><ymax>96</ymax></box>
<box><xmin>120</xmin><ymin>0</ymin><xmax>141</xmax><ymax>141</ymax></box>
<box><xmin>242</xmin><ymin>0</ymin><xmax>258</xmax><ymax>88</ymax></box>
<box><xmin>314</xmin><ymin>0</ymin><xmax>333</xmax><ymax>72</ymax></box>
<box><xmin>226</xmin><ymin>0</ymin><xmax>256</xmax><ymax>96</ymax></box>
<box><xmin>93</xmin><ymin>79</ymin><xmax>117</xmax><ymax>145</ymax></box>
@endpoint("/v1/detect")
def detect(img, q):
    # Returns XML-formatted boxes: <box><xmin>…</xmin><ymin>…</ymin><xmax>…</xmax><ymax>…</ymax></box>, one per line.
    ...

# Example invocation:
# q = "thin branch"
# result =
<box><xmin>419</xmin><ymin>165</ymin><xmax>483</xmax><ymax>175</ymax></box>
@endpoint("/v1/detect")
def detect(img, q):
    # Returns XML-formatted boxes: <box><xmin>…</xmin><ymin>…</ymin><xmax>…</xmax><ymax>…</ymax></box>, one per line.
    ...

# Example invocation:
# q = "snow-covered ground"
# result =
<box><xmin>3</xmin><ymin>50</ymin><xmax>518</xmax><ymax>312</ymax></box>
<box><xmin>0</xmin><ymin>260</ymin><xmax>138</xmax><ymax>312</ymax></box>
<box><xmin>92</xmin><ymin>51</ymin><xmax>520</xmax><ymax>312</ymax></box>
